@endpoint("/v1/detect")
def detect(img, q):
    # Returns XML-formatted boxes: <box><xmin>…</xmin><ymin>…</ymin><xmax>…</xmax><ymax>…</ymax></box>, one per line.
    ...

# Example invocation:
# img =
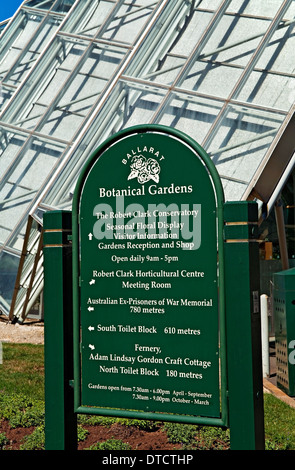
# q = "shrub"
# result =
<box><xmin>163</xmin><ymin>422</ymin><xmax>197</xmax><ymax>445</ymax></box>
<box><xmin>163</xmin><ymin>422</ymin><xmax>230</xmax><ymax>450</ymax></box>
<box><xmin>0</xmin><ymin>432</ymin><xmax>9</xmax><ymax>450</ymax></box>
<box><xmin>86</xmin><ymin>438</ymin><xmax>132</xmax><ymax>450</ymax></box>
<box><xmin>0</xmin><ymin>392</ymin><xmax>44</xmax><ymax>428</ymax></box>
<box><xmin>20</xmin><ymin>425</ymin><xmax>45</xmax><ymax>450</ymax></box>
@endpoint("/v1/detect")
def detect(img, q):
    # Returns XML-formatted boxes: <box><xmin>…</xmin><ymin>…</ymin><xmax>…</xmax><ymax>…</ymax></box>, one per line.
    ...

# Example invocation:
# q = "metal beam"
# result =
<box><xmin>275</xmin><ymin>198</ymin><xmax>289</xmax><ymax>270</ymax></box>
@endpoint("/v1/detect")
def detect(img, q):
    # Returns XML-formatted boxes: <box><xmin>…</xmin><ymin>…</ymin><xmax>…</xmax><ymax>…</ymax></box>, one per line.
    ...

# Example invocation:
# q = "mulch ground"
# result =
<box><xmin>0</xmin><ymin>420</ymin><xmax>184</xmax><ymax>451</ymax></box>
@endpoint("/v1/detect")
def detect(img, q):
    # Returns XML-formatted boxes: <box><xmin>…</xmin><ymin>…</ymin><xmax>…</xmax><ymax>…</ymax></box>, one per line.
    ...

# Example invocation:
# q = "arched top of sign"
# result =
<box><xmin>72</xmin><ymin>124</ymin><xmax>224</xmax><ymax>217</ymax></box>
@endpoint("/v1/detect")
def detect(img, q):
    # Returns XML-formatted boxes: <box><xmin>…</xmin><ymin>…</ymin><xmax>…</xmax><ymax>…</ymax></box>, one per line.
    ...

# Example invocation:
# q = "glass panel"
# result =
<box><xmin>0</xmin><ymin>181</ymin><xmax>35</xmax><ymax>244</ymax></box>
<box><xmin>4</xmin><ymin>15</ymin><xmax>62</xmax><ymax>88</ymax></box>
<box><xmin>7</xmin><ymin>13</ymin><xmax>44</xmax><ymax>49</ymax></box>
<box><xmin>0</xmin><ymin>20</ymin><xmax>9</xmax><ymax>33</ymax></box>
<box><xmin>0</xmin><ymin>85</ymin><xmax>13</xmax><ymax>109</ymax></box>
<box><xmin>62</xmin><ymin>0</ymin><xmax>115</xmax><ymax>37</ymax></box>
<box><xmin>99</xmin><ymin>0</ymin><xmax>161</xmax><ymax>45</ymax></box>
<box><xmin>0</xmin><ymin>133</ymin><xmax>66</xmax><ymax>245</ymax></box>
<box><xmin>0</xmin><ymin>127</ymin><xmax>28</xmax><ymax>180</ymax></box>
<box><xmin>42</xmin><ymin>80</ymin><xmax>167</xmax><ymax>208</ymax></box>
<box><xmin>285</xmin><ymin>1</ymin><xmax>295</xmax><ymax>22</ymax></box>
<box><xmin>1</xmin><ymin>36</ymin><xmax>90</xmax><ymax>125</ymax></box>
<box><xmin>2</xmin><ymin>34</ymin><xmax>129</xmax><ymax>139</ymax></box>
<box><xmin>205</xmin><ymin>104</ymin><xmax>286</xmax><ymax>200</ymax></box>
<box><xmin>257</xmin><ymin>19</ymin><xmax>295</xmax><ymax>76</ymax></box>
<box><xmin>155</xmin><ymin>91</ymin><xmax>224</xmax><ymax>144</ymax></box>
<box><xmin>8</xmin><ymin>137</ymin><xmax>65</xmax><ymax>190</ymax></box>
<box><xmin>119</xmin><ymin>80</ymin><xmax>167</xmax><ymax>129</ymax></box>
<box><xmin>179</xmin><ymin>61</ymin><xmax>243</xmax><ymax>98</ymax></box>
<box><xmin>226</xmin><ymin>0</ymin><xmax>283</xmax><ymax>17</ymax></box>
<box><xmin>198</xmin><ymin>0</ymin><xmax>228</xmax><ymax>10</ymax></box>
<box><xmin>24</xmin><ymin>0</ymin><xmax>59</xmax><ymax>11</ymax></box>
<box><xmin>125</xmin><ymin>1</ymin><xmax>206</xmax><ymax>85</ymax></box>
<box><xmin>0</xmin><ymin>11</ymin><xmax>44</xmax><ymax>75</ymax></box>
<box><xmin>35</xmin><ymin>42</ymin><xmax>128</xmax><ymax>140</ymax></box>
<box><xmin>0</xmin><ymin>250</ymin><xmax>20</xmax><ymax>315</ymax></box>
<box><xmin>177</xmin><ymin>15</ymin><xmax>270</xmax><ymax>95</ymax></box>
<box><xmin>236</xmin><ymin>72</ymin><xmax>295</xmax><ymax>111</ymax></box>
<box><xmin>42</xmin><ymin>160</ymin><xmax>79</xmax><ymax>209</ymax></box>
<box><xmin>50</xmin><ymin>0</ymin><xmax>76</xmax><ymax>14</ymax></box>
<box><xmin>234</xmin><ymin>19</ymin><xmax>295</xmax><ymax>110</ymax></box>
<box><xmin>219</xmin><ymin>177</ymin><xmax>248</xmax><ymax>203</ymax></box>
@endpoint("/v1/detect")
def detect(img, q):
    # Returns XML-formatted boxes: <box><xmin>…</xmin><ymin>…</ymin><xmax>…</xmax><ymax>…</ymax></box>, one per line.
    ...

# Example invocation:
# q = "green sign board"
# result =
<box><xmin>72</xmin><ymin>125</ymin><xmax>226</xmax><ymax>424</ymax></box>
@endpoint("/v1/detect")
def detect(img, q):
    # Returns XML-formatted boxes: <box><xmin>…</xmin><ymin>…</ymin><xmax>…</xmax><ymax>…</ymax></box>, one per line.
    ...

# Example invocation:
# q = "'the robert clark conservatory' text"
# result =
<box><xmin>92</xmin><ymin>195</ymin><xmax>201</xmax><ymax>251</ymax></box>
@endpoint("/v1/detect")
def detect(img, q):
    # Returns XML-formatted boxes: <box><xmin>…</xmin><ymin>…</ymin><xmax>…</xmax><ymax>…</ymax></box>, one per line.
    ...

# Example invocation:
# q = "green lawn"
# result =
<box><xmin>0</xmin><ymin>343</ymin><xmax>44</xmax><ymax>399</ymax></box>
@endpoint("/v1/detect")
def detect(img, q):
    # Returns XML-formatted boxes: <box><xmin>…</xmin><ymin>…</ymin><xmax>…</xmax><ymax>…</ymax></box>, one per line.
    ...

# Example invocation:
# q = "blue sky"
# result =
<box><xmin>0</xmin><ymin>1</ymin><xmax>24</xmax><ymax>21</ymax></box>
